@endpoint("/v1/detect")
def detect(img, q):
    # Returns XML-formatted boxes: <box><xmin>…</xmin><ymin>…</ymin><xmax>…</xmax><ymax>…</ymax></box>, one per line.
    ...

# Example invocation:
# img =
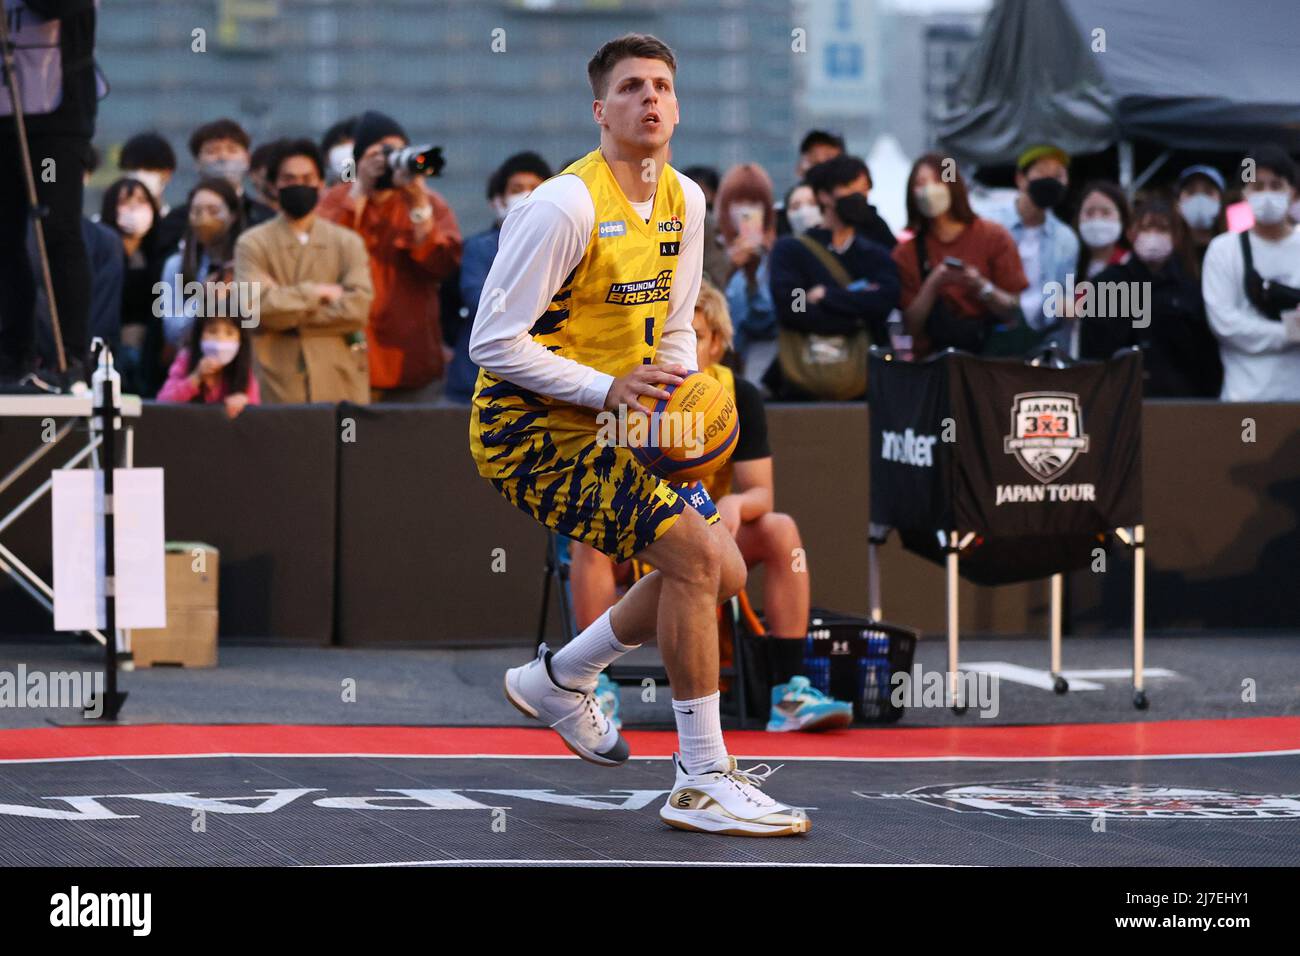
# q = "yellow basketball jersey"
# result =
<box><xmin>470</xmin><ymin>148</ymin><xmax>690</xmax><ymax>479</ymax></box>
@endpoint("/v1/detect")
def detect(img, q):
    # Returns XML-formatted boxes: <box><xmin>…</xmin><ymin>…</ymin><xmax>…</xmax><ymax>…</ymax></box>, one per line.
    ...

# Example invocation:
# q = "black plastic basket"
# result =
<box><xmin>802</xmin><ymin>612</ymin><xmax>919</xmax><ymax>723</ymax></box>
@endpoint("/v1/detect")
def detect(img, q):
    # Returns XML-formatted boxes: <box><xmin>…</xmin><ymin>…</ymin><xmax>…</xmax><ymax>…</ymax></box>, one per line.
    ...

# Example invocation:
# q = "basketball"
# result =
<box><xmin>630</xmin><ymin>371</ymin><xmax>739</xmax><ymax>481</ymax></box>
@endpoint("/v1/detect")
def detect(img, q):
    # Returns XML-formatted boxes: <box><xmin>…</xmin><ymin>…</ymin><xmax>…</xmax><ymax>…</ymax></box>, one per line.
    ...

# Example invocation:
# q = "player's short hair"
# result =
<box><xmin>587</xmin><ymin>33</ymin><xmax>677</xmax><ymax>99</ymax></box>
<box><xmin>693</xmin><ymin>280</ymin><xmax>733</xmax><ymax>353</ymax></box>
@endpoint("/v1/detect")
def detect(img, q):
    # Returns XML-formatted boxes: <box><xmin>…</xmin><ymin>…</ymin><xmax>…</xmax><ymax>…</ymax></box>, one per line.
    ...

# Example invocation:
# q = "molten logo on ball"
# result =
<box><xmin>596</xmin><ymin>371</ymin><xmax>739</xmax><ymax>481</ymax></box>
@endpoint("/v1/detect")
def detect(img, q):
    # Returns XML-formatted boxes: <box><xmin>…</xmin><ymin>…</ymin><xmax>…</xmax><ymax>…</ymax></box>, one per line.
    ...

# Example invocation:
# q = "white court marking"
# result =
<box><xmin>962</xmin><ymin>661</ymin><xmax>1178</xmax><ymax>692</ymax></box>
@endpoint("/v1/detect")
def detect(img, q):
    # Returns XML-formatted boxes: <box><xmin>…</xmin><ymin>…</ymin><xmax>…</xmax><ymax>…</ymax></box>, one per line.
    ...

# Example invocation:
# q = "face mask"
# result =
<box><xmin>277</xmin><ymin>184</ymin><xmax>319</xmax><ymax>219</ymax></box>
<box><xmin>328</xmin><ymin>144</ymin><xmax>354</xmax><ymax>179</ymax></box>
<box><xmin>1133</xmin><ymin>230</ymin><xmax>1173</xmax><ymax>264</ymax></box>
<box><xmin>503</xmin><ymin>190</ymin><xmax>532</xmax><ymax>212</ymax></box>
<box><xmin>787</xmin><ymin>204</ymin><xmax>823</xmax><ymax>234</ymax></box>
<box><xmin>833</xmin><ymin>192</ymin><xmax>872</xmax><ymax>227</ymax></box>
<box><xmin>1179</xmin><ymin>194</ymin><xmax>1220</xmax><ymax>231</ymax></box>
<box><xmin>200</xmin><ymin>338</ymin><xmax>240</xmax><ymax>367</ymax></box>
<box><xmin>1027</xmin><ymin>176</ymin><xmax>1067</xmax><ymax>210</ymax></box>
<box><xmin>199</xmin><ymin>156</ymin><xmax>249</xmax><ymax>188</ymax></box>
<box><xmin>1078</xmin><ymin>217</ymin><xmax>1122</xmax><ymax>249</ymax></box>
<box><xmin>117</xmin><ymin>206</ymin><xmax>153</xmax><ymax>236</ymax></box>
<box><xmin>1247</xmin><ymin>190</ymin><xmax>1291</xmax><ymax>226</ymax></box>
<box><xmin>914</xmin><ymin>182</ymin><xmax>951</xmax><ymax>219</ymax></box>
<box><xmin>128</xmin><ymin>170</ymin><xmax>167</xmax><ymax>203</ymax></box>
<box><xmin>491</xmin><ymin>197</ymin><xmax>508</xmax><ymax>221</ymax></box>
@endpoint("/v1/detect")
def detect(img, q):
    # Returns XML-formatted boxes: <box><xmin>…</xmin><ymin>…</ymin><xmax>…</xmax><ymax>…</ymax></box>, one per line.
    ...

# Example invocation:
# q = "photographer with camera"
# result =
<box><xmin>317</xmin><ymin>110</ymin><xmax>462</xmax><ymax>403</ymax></box>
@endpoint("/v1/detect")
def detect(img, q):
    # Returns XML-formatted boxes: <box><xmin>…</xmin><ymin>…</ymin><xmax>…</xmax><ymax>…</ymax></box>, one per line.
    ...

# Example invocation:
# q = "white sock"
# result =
<box><xmin>672</xmin><ymin>692</ymin><xmax>727</xmax><ymax>774</ymax></box>
<box><xmin>549</xmin><ymin>609</ymin><xmax>639</xmax><ymax>691</ymax></box>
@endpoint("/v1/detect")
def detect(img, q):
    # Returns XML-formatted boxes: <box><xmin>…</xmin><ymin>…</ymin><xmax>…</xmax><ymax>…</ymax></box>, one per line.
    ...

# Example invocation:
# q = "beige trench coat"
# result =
<box><xmin>234</xmin><ymin>215</ymin><xmax>375</xmax><ymax>404</ymax></box>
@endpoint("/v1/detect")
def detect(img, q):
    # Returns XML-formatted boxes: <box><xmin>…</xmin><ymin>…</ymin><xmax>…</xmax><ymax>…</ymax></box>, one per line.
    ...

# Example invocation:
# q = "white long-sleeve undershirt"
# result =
<box><xmin>468</xmin><ymin>169</ymin><xmax>706</xmax><ymax>410</ymax></box>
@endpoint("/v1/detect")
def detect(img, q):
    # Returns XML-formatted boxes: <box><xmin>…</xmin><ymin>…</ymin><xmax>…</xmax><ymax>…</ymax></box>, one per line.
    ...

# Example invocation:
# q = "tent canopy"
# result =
<box><xmin>936</xmin><ymin>0</ymin><xmax>1300</xmax><ymax>167</ymax></box>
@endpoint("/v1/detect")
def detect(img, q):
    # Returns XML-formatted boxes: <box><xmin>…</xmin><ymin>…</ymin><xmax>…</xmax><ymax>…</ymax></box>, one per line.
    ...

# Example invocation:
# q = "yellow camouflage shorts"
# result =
<box><xmin>489</xmin><ymin>435</ymin><xmax>719</xmax><ymax>562</ymax></box>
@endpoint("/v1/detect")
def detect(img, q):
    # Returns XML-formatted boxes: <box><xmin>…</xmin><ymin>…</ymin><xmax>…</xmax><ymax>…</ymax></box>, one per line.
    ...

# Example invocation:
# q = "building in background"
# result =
<box><xmin>91</xmin><ymin>0</ymin><xmax>796</xmax><ymax>232</ymax></box>
<box><xmin>788</xmin><ymin>0</ymin><xmax>985</xmax><ymax>206</ymax></box>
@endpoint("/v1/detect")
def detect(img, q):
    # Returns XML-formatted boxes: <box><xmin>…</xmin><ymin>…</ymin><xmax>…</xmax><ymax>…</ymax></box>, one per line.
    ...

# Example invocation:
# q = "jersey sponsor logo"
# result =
<box><xmin>1002</xmin><ymin>391</ymin><xmax>1090</xmax><ymax>482</ymax></box>
<box><xmin>656</xmin><ymin>215</ymin><xmax>684</xmax><ymax>233</ymax></box>
<box><xmin>598</xmin><ymin>219</ymin><xmax>627</xmax><ymax>238</ymax></box>
<box><xmin>854</xmin><ymin>781</ymin><xmax>1300</xmax><ymax>820</ymax></box>
<box><xmin>660</xmin><ymin>240</ymin><xmax>679</xmax><ymax>256</ymax></box>
<box><xmin>605</xmin><ymin>269</ymin><xmax>674</xmax><ymax>305</ymax></box>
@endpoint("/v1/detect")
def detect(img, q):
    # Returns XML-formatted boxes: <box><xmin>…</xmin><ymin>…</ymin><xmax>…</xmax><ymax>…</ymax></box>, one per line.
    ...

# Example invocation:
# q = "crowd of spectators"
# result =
<box><xmin>6</xmin><ymin>109</ymin><xmax>1300</xmax><ymax>409</ymax></box>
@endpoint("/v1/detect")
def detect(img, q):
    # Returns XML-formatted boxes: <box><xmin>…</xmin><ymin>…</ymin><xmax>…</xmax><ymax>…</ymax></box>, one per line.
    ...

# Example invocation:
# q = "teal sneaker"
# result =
<box><xmin>595</xmin><ymin>672</ymin><xmax>622</xmax><ymax>731</ymax></box>
<box><xmin>766</xmin><ymin>676</ymin><xmax>853</xmax><ymax>732</ymax></box>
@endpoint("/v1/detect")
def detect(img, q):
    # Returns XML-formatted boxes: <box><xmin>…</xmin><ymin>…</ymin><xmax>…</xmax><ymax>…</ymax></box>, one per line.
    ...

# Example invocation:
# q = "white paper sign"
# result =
<box><xmin>52</xmin><ymin>468</ymin><xmax>166</xmax><ymax>631</ymax></box>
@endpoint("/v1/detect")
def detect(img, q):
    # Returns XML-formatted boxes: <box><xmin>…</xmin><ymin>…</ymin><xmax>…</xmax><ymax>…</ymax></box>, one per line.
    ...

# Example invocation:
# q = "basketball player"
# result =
<box><xmin>468</xmin><ymin>34</ymin><xmax>805</xmax><ymax>836</ymax></box>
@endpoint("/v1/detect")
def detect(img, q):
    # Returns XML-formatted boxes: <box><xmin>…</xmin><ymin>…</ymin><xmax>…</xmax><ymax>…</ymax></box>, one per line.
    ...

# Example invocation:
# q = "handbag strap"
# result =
<box><xmin>796</xmin><ymin>233</ymin><xmax>853</xmax><ymax>289</ymax></box>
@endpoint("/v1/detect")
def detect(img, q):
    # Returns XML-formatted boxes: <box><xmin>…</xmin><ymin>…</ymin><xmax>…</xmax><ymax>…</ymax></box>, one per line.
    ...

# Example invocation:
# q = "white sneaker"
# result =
<box><xmin>503</xmin><ymin>643</ymin><xmax>629</xmax><ymax>766</ymax></box>
<box><xmin>660</xmin><ymin>753</ymin><xmax>810</xmax><ymax>837</ymax></box>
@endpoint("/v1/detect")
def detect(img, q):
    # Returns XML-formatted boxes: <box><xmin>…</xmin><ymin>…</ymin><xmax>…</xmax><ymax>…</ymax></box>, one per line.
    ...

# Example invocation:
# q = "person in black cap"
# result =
<box><xmin>1175</xmin><ymin>164</ymin><xmax>1227</xmax><ymax>271</ymax></box>
<box><xmin>1201</xmin><ymin>143</ymin><xmax>1300</xmax><ymax>401</ymax></box>
<box><xmin>316</xmin><ymin>110</ymin><xmax>463</xmax><ymax>401</ymax></box>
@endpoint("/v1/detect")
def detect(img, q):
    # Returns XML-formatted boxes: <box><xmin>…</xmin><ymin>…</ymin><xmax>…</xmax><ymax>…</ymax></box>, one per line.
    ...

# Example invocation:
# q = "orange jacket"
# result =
<box><xmin>318</xmin><ymin>182</ymin><xmax>462</xmax><ymax>390</ymax></box>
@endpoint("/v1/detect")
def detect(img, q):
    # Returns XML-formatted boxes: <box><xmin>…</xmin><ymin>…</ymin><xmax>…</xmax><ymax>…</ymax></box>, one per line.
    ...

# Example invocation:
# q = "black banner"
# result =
<box><xmin>870</xmin><ymin>349</ymin><xmax>1144</xmax><ymax>584</ymax></box>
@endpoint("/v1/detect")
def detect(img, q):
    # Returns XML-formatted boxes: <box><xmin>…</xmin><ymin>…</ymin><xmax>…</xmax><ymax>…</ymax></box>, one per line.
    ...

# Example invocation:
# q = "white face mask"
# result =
<box><xmin>328</xmin><ymin>144</ymin><xmax>354</xmax><ymax>179</ymax></box>
<box><xmin>1133</xmin><ymin>230</ymin><xmax>1173</xmax><ymax>264</ymax></box>
<box><xmin>200</xmin><ymin>338</ymin><xmax>240</xmax><ymax>367</ymax></box>
<box><xmin>1078</xmin><ymin>217</ymin><xmax>1122</xmax><ymax>249</ymax></box>
<box><xmin>787</xmin><ymin>203</ymin><xmax>823</xmax><ymax>234</ymax></box>
<box><xmin>503</xmin><ymin>190</ymin><xmax>532</xmax><ymax>212</ymax></box>
<box><xmin>128</xmin><ymin>170</ymin><xmax>167</xmax><ymax>204</ymax></box>
<box><xmin>1179</xmin><ymin>194</ymin><xmax>1220</xmax><ymax>231</ymax></box>
<box><xmin>1247</xmin><ymin>190</ymin><xmax>1291</xmax><ymax>226</ymax></box>
<box><xmin>915</xmin><ymin>182</ymin><xmax>951</xmax><ymax>219</ymax></box>
<box><xmin>117</xmin><ymin>206</ymin><xmax>154</xmax><ymax>236</ymax></box>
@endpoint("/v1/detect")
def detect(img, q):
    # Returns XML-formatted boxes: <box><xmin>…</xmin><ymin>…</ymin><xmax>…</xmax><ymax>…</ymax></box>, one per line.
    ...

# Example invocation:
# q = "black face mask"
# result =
<box><xmin>277</xmin><ymin>184</ymin><xmax>319</xmax><ymax>219</ymax></box>
<box><xmin>834</xmin><ymin>191</ymin><xmax>872</xmax><ymax>227</ymax></box>
<box><xmin>1027</xmin><ymin>177</ymin><xmax>1067</xmax><ymax>210</ymax></box>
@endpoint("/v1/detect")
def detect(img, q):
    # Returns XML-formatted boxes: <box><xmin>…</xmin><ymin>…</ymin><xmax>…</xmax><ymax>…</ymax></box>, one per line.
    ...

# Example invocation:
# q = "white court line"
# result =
<box><xmin>318</xmin><ymin>859</ymin><xmax>968</xmax><ymax>868</ymax></box>
<box><xmin>962</xmin><ymin>661</ymin><xmax>1179</xmax><ymax>692</ymax></box>
<box><xmin>1</xmin><ymin>749</ymin><xmax>1298</xmax><ymax>765</ymax></box>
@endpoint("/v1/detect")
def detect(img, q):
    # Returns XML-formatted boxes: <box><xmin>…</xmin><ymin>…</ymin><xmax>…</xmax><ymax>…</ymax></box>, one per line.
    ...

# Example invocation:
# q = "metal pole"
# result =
<box><xmin>88</xmin><ymin>343</ymin><xmax>126</xmax><ymax>719</ymax></box>
<box><xmin>868</xmin><ymin>541</ymin><xmax>882</xmax><ymax>622</ymax></box>
<box><xmin>1132</xmin><ymin>525</ymin><xmax>1147</xmax><ymax>709</ymax></box>
<box><xmin>1050</xmin><ymin>573</ymin><xmax>1067</xmax><ymax>693</ymax></box>
<box><xmin>946</xmin><ymin>531</ymin><xmax>964</xmax><ymax>713</ymax></box>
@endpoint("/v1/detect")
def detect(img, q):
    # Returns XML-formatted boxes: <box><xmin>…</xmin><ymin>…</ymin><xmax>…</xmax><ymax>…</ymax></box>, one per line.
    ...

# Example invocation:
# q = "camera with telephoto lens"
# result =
<box><xmin>383</xmin><ymin>143</ymin><xmax>444</xmax><ymax>179</ymax></box>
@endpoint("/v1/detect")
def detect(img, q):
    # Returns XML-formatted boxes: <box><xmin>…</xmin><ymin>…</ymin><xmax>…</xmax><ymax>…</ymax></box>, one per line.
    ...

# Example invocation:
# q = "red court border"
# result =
<box><xmin>1</xmin><ymin>717</ymin><xmax>1298</xmax><ymax>761</ymax></box>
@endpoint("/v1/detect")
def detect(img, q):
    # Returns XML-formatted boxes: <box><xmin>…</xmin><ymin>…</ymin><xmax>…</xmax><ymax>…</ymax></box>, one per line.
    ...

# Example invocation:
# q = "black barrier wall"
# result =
<box><xmin>0</xmin><ymin>401</ymin><xmax>1296</xmax><ymax>645</ymax></box>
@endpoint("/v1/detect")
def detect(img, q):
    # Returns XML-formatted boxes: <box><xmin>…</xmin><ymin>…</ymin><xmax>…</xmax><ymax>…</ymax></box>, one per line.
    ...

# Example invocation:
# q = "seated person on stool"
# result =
<box><xmin>568</xmin><ymin>280</ymin><xmax>851</xmax><ymax>732</ymax></box>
